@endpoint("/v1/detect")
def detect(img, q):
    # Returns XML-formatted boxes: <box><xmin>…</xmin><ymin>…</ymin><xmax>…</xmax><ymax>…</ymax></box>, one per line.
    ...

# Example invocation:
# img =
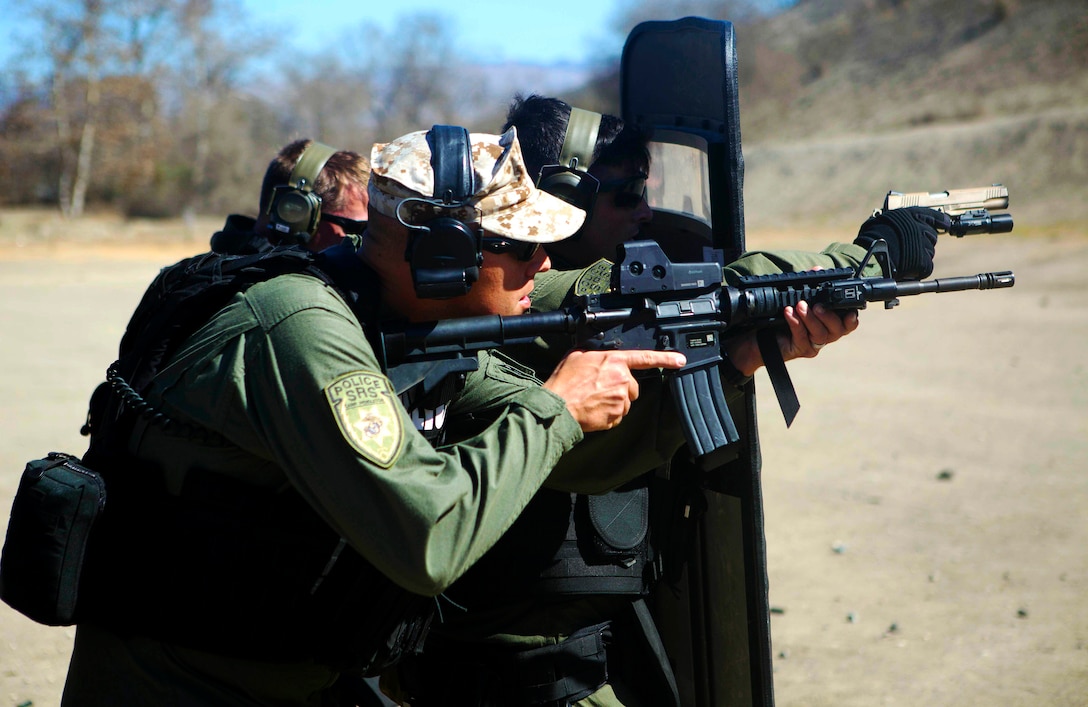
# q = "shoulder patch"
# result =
<box><xmin>325</xmin><ymin>371</ymin><xmax>404</xmax><ymax>468</ymax></box>
<box><xmin>573</xmin><ymin>259</ymin><xmax>613</xmax><ymax>296</ymax></box>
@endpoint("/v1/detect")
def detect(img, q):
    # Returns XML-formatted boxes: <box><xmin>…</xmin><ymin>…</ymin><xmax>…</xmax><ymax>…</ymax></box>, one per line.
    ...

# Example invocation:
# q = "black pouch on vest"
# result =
<box><xmin>1</xmin><ymin>452</ymin><xmax>106</xmax><ymax>625</ymax></box>
<box><xmin>584</xmin><ymin>484</ymin><xmax>649</xmax><ymax>562</ymax></box>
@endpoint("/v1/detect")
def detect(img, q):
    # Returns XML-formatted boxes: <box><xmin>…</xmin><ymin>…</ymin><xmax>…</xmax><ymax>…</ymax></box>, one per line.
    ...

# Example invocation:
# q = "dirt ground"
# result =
<box><xmin>1</xmin><ymin>219</ymin><xmax>1085</xmax><ymax>706</ymax></box>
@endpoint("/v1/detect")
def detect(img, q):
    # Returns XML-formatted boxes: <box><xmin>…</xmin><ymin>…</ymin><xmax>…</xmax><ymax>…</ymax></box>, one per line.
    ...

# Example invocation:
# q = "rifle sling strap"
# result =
<box><xmin>629</xmin><ymin>598</ymin><xmax>682</xmax><ymax>707</ymax></box>
<box><xmin>757</xmin><ymin>328</ymin><xmax>800</xmax><ymax>427</ymax></box>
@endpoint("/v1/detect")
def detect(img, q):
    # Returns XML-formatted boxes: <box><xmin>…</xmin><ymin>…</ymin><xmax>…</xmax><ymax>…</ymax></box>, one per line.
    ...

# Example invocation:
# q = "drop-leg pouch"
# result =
<box><xmin>1</xmin><ymin>452</ymin><xmax>106</xmax><ymax>625</ymax></box>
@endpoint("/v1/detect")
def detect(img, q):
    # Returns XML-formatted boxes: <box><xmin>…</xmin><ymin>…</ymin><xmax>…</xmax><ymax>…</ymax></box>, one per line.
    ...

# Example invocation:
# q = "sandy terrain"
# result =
<box><xmin>1</xmin><ymin>223</ymin><xmax>1085</xmax><ymax>706</ymax></box>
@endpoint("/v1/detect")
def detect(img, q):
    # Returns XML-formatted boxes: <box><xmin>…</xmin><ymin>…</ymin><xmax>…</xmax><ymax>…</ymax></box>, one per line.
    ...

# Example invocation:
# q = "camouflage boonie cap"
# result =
<box><xmin>368</xmin><ymin>127</ymin><xmax>586</xmax><ymax>243</ymax></box>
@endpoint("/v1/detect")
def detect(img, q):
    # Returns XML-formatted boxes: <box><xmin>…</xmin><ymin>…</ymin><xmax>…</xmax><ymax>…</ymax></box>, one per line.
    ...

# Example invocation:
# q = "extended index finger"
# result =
<box><xmin>614</xmin><ymin>350</ymin><xmax>687</xmax><ymax>370</ymax></box>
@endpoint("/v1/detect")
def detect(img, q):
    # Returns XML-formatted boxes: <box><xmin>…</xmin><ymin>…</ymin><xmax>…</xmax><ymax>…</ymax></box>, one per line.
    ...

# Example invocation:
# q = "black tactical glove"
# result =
<box><xmin>854</xmin><ymin>206</ymin><xmax>949</xmax><ymax>280</ymax></box>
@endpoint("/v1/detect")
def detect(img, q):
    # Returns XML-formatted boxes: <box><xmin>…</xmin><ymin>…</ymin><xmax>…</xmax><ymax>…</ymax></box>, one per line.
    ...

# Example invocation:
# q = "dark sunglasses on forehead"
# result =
<box><xmin>321</xmin><ymin>213</ymin><xmax>368</xmax><ymax>235</ymax></box>
<box><xmin>481</xmin><ymin>237</ymin><xmax>541</xmax><ymax>262</ymax></box>
<box><xmin>597</xmin><ymin>171</ymin><xmax>648</xmax><ymax>209</ymax></box>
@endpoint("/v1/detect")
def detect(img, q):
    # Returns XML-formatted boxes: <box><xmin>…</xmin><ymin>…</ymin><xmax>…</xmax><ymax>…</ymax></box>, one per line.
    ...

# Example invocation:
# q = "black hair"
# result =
<box><xmin>502</xmin><ymin>94</ymin><xmax>648</xmax><ymax>182</ymax></box>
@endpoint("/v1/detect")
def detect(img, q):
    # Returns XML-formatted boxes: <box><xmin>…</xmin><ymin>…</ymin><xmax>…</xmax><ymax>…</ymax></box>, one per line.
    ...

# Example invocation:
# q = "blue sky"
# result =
<box><xmin>0</xmin><ymin>0</ymin><xmax>628</xmax><ymax>73</ymax></box>
<box><xmin>244</xmin><ymin>0</ymin><xmax>624</xmax><ymax>66</ymax></box>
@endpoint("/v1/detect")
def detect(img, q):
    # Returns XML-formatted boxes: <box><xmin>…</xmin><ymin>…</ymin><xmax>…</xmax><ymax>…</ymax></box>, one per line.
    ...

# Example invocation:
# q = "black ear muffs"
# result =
<box><xmin>405</xmin><ymin>125</ymin><xmax>483</xmax><ymax>299</ymax></box>
<box><xmin>267</xmin><ymin>141</ymin><xmax>337</xmax><ymax>244</ymax></box>
<box><xmin>537</xmin><ymin>168</ymin><xmax>594</xmax><ymax>208</ymax></box>
<box><xmin>536</xmin><ymin>107</ymin><xmax>602</xmax><ymax>213</ymax></box>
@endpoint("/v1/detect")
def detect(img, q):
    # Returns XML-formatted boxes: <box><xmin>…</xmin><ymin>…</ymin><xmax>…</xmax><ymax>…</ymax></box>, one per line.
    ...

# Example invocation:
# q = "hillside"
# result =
<box><xmin>739</xmin><ymin>0</ymin><xmax>1087</xmax><ymax>229</ymax></box>
<box><xmin>573</xmin><ymin>0</ymin><xmax>1087</xmax><ymax>230</ymax></box>
<box><xmin>740</xmin><ymin>0</ymin><xmax>1087</xmax><ymax>141</ymax></box>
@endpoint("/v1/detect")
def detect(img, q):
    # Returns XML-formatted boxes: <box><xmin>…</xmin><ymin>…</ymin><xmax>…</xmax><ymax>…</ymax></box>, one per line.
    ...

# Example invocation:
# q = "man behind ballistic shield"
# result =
<box><xmin>381</xmin><ymin>83</ymin><xmax>941</xmax><ymax>704</ymax></box>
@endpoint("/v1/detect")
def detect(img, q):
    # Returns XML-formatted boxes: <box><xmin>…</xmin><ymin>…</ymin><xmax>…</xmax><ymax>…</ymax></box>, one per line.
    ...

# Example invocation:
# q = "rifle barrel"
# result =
<box><xmin>894</xmin><ymin>271</ymin><xmax>1015</xmax><ymax>296</ymax></box>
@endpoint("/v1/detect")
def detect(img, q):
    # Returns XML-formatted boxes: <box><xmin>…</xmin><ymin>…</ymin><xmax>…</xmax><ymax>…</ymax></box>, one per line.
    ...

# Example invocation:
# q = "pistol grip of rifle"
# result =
<box><xmin>667</xmin><ymin>363</ymin><xmax>741</xmax><ymax>469</ymax></box>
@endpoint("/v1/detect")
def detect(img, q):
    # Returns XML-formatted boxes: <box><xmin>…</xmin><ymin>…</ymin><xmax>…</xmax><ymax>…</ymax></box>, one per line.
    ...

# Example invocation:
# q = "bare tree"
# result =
<box><xmin>112</xmin><ymin>0</ymin><xmax>177</xmax><ymax>189</ymax></box>
<box><xmin>35</xmin><ymin>0</ymin><xmax>109</xmax><ymax>218</ymax></box>
<box><xmin>170</xmin><ymin>0</ymin><xmax>256</xmax><ymax>211</ymax></box>
<box><xmin>271</xmin><ymin>11</ymin><xmax>504</xmax><ymax>152</ymax></box>
<box><xmin>274</xmin><ymin>52</ymin><xmax>374</xmax><ymax>153</ymax></box>
<box><xmin>13</xmin><ymin>0</ymin><xmax>183</xmax><ymax>216</ymax></box>
<box><xmin>2</xmin><ymin>0</ymin><xmax>262</xmax><ymax>217</ymax></box>
<box><xmin>358</xmin><ymin>13</ymin><xmax>468</xmax><ymax>143</ymax></box>
<box><xmin>0</xmin><ymin>77</ymin><xmax>59</xmax><ymax>205</ymax></box>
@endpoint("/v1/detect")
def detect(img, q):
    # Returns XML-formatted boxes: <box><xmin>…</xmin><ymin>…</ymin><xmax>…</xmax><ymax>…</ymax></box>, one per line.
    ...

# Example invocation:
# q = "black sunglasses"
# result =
<box><xmin>598</xmin><ymin>172</ymin><xmax>648</xmax><ymax>209</ymax></box>
<box><xmin>481</xmin><ymin>237</ymin><xmax>540</xmax><ymax>262</ymax></box>
<box><xmin>321</xmin><ymin>213</ymin><xmax>368</xmax><ymax>235</ymax></box>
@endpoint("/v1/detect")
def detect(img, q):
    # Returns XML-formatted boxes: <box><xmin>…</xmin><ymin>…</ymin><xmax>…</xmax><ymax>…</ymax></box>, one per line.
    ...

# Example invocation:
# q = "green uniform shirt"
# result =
<box><xmin>63</xmin><ymin>270</ymin><xmax>584</xmax><ymax>706</ymax></box>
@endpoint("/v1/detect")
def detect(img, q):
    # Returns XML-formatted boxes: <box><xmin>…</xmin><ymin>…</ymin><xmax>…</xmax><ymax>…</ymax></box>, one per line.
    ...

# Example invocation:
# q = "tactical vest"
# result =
<box><xmin>438</xmin><ymin>487</ymin><xmax>654</xmax><ymax>612</ymax></box>
<box><xmin>77</xmin><ymin>240</ymin><xmax>458</xmax><ymax>674</ymax></box>
<box><xmin>441</xmin><ymin>259</ymin><xmax>656</xmax><ymax>609</ymax></box>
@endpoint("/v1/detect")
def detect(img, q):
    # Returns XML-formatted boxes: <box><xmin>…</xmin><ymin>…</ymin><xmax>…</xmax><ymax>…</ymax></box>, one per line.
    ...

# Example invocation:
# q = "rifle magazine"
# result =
<box><xmin>667</xmin><ymin>363</ymin><xmax>741</xmax><ymax>469</ymax></box>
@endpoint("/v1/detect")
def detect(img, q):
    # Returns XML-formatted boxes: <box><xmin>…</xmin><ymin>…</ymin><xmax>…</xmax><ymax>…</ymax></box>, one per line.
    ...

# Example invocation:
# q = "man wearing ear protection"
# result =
<box><xmin>210</xmin><ymin>138</ymin><xmax>372</xmax><ymax>256</ymax></box>
<box><xmin>382</xmin><ymin>96</ymin><xmax>945</xmax><ymax>707</ymax></box>
<box><xmin>59</xmin><ymin>127</ymin><xmax>687</xmax><ymax>707</ymax></box>
<box><xmin>506</xmin><ymin>95</ymin><xmax>945</xmax><ymax>375</ymax></box>
<box><xmin>507</xmin><ymin>95</ymin><xmax>656</xmax><ymax>270</ymax></box>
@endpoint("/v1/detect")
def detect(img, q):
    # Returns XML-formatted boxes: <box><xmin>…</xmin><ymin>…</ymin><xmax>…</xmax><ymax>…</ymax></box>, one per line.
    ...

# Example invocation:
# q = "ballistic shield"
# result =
<box><xmin>621</xmin><ymin>17</ymin><xmax>775</xmax><ymax>707</ymax></box>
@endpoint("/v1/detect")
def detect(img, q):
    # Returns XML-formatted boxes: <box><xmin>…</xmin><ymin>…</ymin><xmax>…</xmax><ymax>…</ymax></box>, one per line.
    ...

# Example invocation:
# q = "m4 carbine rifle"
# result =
<box><xmin>379</xmin><ymin>239</ymin><xmax>1014</xmax><ymax>469</ymax></box>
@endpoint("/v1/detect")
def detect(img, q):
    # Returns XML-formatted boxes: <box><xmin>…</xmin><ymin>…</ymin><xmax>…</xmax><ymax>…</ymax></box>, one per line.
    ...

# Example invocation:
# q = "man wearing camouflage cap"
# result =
<box><xmin>59</xmin><ymin>127</ymin><xmax>684</xmax><ymax>706</ymax></box>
